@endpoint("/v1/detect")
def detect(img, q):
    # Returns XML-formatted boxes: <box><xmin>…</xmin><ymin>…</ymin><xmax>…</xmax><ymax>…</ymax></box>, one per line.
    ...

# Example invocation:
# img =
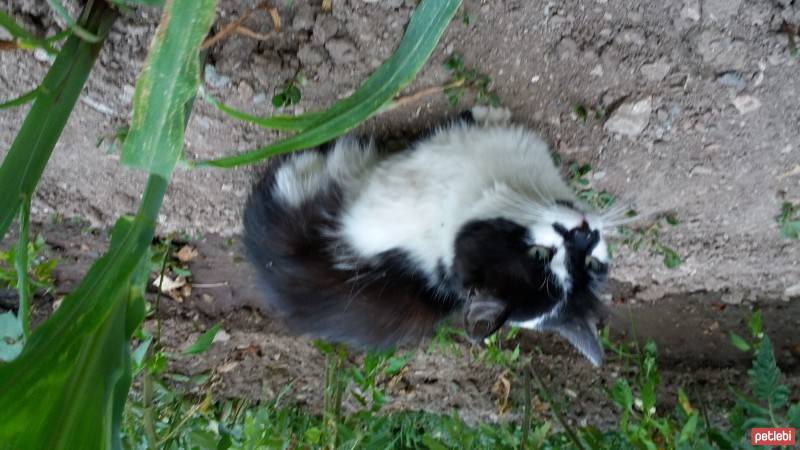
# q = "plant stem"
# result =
<box><xmin>15</xmin><ymin>193</ymin><xmax>31</xmax><ymax>341</ymax></box>
<box><xmin>142</xmin><ymin>371</ymin><xmax>158</xmax><ymax>448</ymax></box>
<box><xmin>528</xmin><ymin>363</ymin><xmax>589</xmax><ymax>450</ymax></box>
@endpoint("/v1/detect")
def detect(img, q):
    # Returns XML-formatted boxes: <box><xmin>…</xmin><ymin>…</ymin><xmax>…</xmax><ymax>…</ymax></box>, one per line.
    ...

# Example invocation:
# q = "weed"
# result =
<box><xmin>272</xmin><ymin>73</ymin><xmax>306</xmax><ymax>109</ymax></box>
<box><xmin>443</xmin><ymin>53</ymin><xmax>501</xmax><ymax>106</ymax></box>
<box><xmin>614</xmin><ymin>215</ymin><xmax>682</xmax><ymax>269</ymax></box>
<box><xmin>570</xmin><ymin>102</ymin><xmax>605</xmax><ymax>123</ymax></box>
<box><xmin>567</xmin><ymin>161</ymin><xmax>616</xmax><ymax>210</ymax></box>
<box><xmin>0</xmin><ymin>234</ymin><xmax>56</xmax><ymax>294</ymax></box>
<box><xmin>776</xmin><ymin>201</ymin><xmax>800</xmax><ymax>239</ymax></box>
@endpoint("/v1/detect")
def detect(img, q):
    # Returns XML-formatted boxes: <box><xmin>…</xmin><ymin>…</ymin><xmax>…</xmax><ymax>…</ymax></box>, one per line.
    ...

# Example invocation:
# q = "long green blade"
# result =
<box><xmin>0</xmin><ymin>176</ymin><xmax>164</xmax><ymax>449</ymax></box>
<box><xmin>196</xmin><ymin>0</ymin><xmax>461</xmax><ymax>168</ymax></box>
<box><xmin>0</xmin><ymin>87</ymin><xmax>39</xmax><ymax>110</ymax></box>
<box><xmin>121</xmin><ymin>0</ymin><xmax>217</xmax><ymax>177</ymax></box>
<box><xmin>0</xmin><ymin>0</ymin><xmax>116</xmax><ymax>239</ymax></box>
<box><xmin>0</xmin><ymin>9</ymin><xmax>58</xmax><ymax>53</ymax></box>
<box><xmin>202</xmin><ymin>88</ymin><xmax>323</xmax><ymax>131</ymax></box>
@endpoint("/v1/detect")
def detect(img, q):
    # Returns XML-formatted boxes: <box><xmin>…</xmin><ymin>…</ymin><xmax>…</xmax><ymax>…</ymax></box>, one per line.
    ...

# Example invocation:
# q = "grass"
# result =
<box><xmin>776</xmin><ymin>201</ymin><xmax>800</xmax><ymax>239</ymax></box>
<box><xmin>117</xmin><ymin>308</ymin><xmax>799</xmax><ymax>449</ymax></box>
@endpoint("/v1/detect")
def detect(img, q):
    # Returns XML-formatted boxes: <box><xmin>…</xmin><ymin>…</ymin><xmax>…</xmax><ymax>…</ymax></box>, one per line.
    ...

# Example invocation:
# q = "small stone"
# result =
<box><xmin>556</xmin><ymin>37</ymin><xmax>578</xmax><ymax>60</ymax></box>
<box><xmin>696</xmin><ymin>31</ymin><xmax>748</xmax><ymax>71</ymax></box>
<box><xmin>732</xmin><ymin>95</ymin><xmax>761</xmax><ymax>114</ymax></box>
<box><xmin>325</xmin><ymin>38</ymin><xmax>358</xmax><ymax>65</ymax></box>
<box><xmin>213</xmin><ymin>329</ymin><xmax>231</xmax><ymax>343</ymax></box>
<box><xmin>640</xmin><ymin>59</ymin><xmax>671</xmax><ymax>81</ymax></box>
<box><xmin>717</xmin><ymin>72</ymin><xmax>747</xmax><ymax>91</ymax></box>
<box><xmin>704</xmin><ymin>0</ymin><xmax>743</xmax><ymax>22</ymax></box>
<box><xmin>721</xmin><ymin>292</ymin><xmax>744</xmax><ymax>305</ymax></box>
<box><xmin>33</xmin><ymin>48</ymin><xmax>53</xmax><ymax>63</ymax></box>
<box><xmin>313</xmin><ymin>15</ymin><xmax>340</xmax><ymax>44</ymax></box>
<box><xmin>297</xmin><ymin>44</ymin><xmax>326</xmax><ymax>66</ymax></box>
<box><xmin>237</xmin><ymin>81</ymin><xmax>254</xmax><ymax>101</ymax></box>
<box><xmin>590</xmin><ymin>64</ymin><xmax>604</xmax><ymax>77</ymax></box>
<box><xmin>603</xmin><ymin>97</ymin><xmax>653</xmax><ymax>137</ymax></box>
<box><xmin>785</xmin><ymin>282</ymin><xmax>800</xmax><ymax>299</ymax></box>
<box><xmin>204</xmin><ymin>64</ymin><xmax>231</xmax><ymax>89</ymax></box>
<box><xmin>620</xmin><ymin>30</ymin><xmax>646</xmax><ymax>47</ymax></box>
<box><xmin>292</xmin><ymin>7</ymin><xmax>316</xmax><ymax>31</ymax></box>
<box><xmin>680</xmin><ymin>0</ymin><xmax>701</xmax><ymax>21</ymax></box>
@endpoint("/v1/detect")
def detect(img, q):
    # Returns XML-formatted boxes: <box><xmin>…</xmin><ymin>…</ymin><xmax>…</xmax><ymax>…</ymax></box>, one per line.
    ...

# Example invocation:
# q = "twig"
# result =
<box><xmin>528</xmin><ymin>363</ymin><xmax>589</xmax><ymax>450</ymax></box>
<box><xmin>157</xmin><ymin>401</ymin><xmax>204</xmax><ymax>445</ymax></box>
<box><xmin>192</xmin><ymin>282</ymin><xmax>229</xmax><ymax>288</ymax></box>
<box><xmin>200</xmin><ymin>2</ymin><xmax>281</xmax><ymax>51</ymax></box>
<box><xmin>0</xmin><ymin>40</ymin><xmax>16</xmax><ymax>50</ymax></box>
<box><xmin>381</xmin><ymin>78</ymin><xmax>465</xmax><ymax>113</ymax></box>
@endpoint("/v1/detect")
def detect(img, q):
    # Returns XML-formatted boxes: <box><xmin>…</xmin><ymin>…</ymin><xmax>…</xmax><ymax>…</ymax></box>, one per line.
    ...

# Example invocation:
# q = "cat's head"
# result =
<box><xmin>453</xmin><ymin>201</ymin><xmax>612</xmax><ymax>366</ymax></box>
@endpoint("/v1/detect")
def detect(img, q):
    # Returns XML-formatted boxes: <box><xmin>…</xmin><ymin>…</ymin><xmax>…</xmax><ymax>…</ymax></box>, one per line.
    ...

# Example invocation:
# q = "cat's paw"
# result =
<box><xmin>470</xmin><ymin>105</ymin><xmax>512</xmax><ymax>126</ymax></box>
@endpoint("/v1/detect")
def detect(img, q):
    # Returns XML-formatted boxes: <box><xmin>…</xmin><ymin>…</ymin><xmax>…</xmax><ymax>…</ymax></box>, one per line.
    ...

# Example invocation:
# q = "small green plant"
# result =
<box><xmin>271</xmin><ymin>73</ymin><xmax>305</xmax><ymax>109</ymax></box>
<box><xmin>776</xmin><ymin>201</ymin><xmax>800</xmax><ymax>239</ymax></box>
<box><xmin>570</xmin><ymin>103</ymin><xmax>605</xmax><ymax>123</ymax></box>
<box><xmin>0</xmin><ymin>234</ymin><xmax>57</xmax><ymax>294</ymax></box>
<box><xmin>567</xmin><ymin>162</ymin><xmax>616</xmax><ymax>210</ymax></box>
<box><xmin>615</xmin><ymin>215</ymin><xmax>682</xmax><ymax>269</ymax></box>
<box><xmin>443</xmin><ymin>53</ymin><xmax>500</xmax><ymax>106</ymax></box>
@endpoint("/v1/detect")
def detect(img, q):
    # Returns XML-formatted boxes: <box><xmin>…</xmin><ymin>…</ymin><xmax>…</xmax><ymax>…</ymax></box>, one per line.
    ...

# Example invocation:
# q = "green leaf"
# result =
<box><xmin>788</xmin><ymin>403</ymin><xmax>800</xmax><ymax>429</ymax></box>
<box><xmin>121</xmin><ymin>0</ymin><xmax>218</xmax><ymax>177</ymax></box>
<box><xmin>748</xmin><ymin>336</ymin><xmax>789</xmax><ymax>408</ymax></box>
<box><xmin>729</xmin><ymin>332</ymin><xmax>751</xmax><ymax>352</ymax></box>
<box><xmin>611</xmin><ymin>378</ymin><xmax>634</xmax><ymax>411</ymax></box>
<box><xmin>304</xmin><ymin>427</ymin><xmax>322</xmax><ymax>444</ymax></box>
<box><xmin>679</xmin><ymin>413</ymin><xmax>698</xmax><ymax>442</ymax></box>
<box><xmin>183</xmin><ymin>323</ymin><xmax>222</xmax><ymax>355</ymax></box>
<box><xmin>661</xmin><ymin>246</ymin><xmax>682</xmax><ymax>269</ymax></box>
<box><xmin>0</xmin><ymin>87</ymin><xmax>39</xmax><ymax>110</ymax></box>
<box><xmin>0</xmin><ymin>1</ymin><xmax>117</xmax><ymax>239</ymax></box>
<box><xmin>203</xmin><ymin>90</ymin><xmax>324</xmax><ymax>131</ymax></box>
<box><xmin>197</xmin><ymin>0</ymin><xmax>462</xmax><ymax>169</ymax></box>
<box><xmin>780</xmin><ymin>220</ymin><xmax>800</xmax><ymax>239</ymax></box>
<box><xmin>0</xmin><ymin>311</ymin><xmax>23</xmax><ymax>362</ymax></box>
<box><xmin>15</xmin><ymin>194</ymin><xmax>31</xmax><ymax>341</ymax></box>
<box><xmin>47</xmin><ymin>0</ymin><xmax>102</xmax><ymax>43</ymax></box>
<box><xmin>0</xmin><ymin>10</ymin><xmax>58</xmax><ymax>53</ymax></box>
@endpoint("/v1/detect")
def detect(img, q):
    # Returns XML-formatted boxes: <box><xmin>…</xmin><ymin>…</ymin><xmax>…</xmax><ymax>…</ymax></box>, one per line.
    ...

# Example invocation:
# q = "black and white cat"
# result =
<box><xmin>244</xmin><ymin>106</ymin><xmax>623</xmax><ymax>366</ymax></box>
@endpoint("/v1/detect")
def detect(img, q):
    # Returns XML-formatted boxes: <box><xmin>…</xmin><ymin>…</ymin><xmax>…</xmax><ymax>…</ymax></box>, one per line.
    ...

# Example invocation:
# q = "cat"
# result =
<box><xmin>243</xmin><ymin>106</ymin><xmax>627</xmax><ymax>367</ymax></box>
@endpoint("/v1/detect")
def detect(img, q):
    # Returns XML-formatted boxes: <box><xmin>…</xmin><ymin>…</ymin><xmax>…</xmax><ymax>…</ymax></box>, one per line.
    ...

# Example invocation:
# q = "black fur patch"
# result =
<box><xmin>452</xmin><ymin>218</ymin><xmax>562</xmax><ymax>322</ymax></box>
<box><xmin>243</xmin><ymin>162</ymin><xmax>459</xmax><ymax>349</ymax></box>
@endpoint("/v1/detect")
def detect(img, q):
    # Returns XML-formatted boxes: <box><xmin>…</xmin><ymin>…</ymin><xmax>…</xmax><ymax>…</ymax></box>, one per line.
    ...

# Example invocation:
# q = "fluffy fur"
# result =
<box><xmin>244</xmin><ymin>107</ymin><xmax>621</xmax><ymax>366</ymax></box>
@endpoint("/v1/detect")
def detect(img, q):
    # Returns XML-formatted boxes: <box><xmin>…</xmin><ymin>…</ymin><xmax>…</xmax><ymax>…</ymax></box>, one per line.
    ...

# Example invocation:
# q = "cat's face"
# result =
<box><xmin>453</xmin><ymin>203</ymin><xmax>609</xmax><ymax>366</ymax></box>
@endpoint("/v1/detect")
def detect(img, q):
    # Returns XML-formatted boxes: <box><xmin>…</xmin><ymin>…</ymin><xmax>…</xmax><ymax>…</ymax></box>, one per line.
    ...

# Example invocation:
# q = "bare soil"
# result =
<box><xmin>2</xmin><ymin>0</ymin><xmax>800</xmax><ymax>429</ymax></box>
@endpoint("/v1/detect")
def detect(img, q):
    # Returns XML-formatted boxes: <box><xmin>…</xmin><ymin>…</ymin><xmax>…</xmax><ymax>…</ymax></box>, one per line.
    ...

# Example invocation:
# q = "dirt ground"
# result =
<box><xmin>1</xmin><ymin>0</ymin><xmax>799</xmax><ymax>429</ymax></box>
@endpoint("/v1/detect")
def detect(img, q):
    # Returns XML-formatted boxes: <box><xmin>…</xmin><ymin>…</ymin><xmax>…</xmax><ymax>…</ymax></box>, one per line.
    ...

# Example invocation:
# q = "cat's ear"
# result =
<box><xmin>464</xmin><ymin>295</ymin><xmax>510</xmax><ymax>342</ymax></box>
<box><xmin>545</xmin><ymin>317</ymin><xmax>603</xmax><ymax>367</ymax></box>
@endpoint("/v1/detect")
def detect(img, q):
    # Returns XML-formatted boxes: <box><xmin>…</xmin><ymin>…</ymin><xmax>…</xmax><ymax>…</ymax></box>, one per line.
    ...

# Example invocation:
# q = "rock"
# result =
<box><xmin>640</xmin><ymin>59</ymin><xmax>671</xmax><ymax>81</ymax></box>
<box><xmin>721</xmin><ymin>291</ymin><xmax>744</xmax><ymax>305</ymax></box>
<box><xmin>604</xmin><ymin>97</ymin><xmax>653</xmax><ymax>137</ymax></box>
<box><xmin>556</xmin><ymin>37</ymin><xmax>578</xmax><ymax>60</ymax></box>
<box><xmin>680</xmin><ymin>0</ymin><xmax>701</xmax><ymax>21</ymax></box>
<box><xmin>325</xmin><ymin>38</ymin><xmax>358</xmax><ymax>65</ymax></box>
<box><xmin>204</xmin><ymin>64</ymin><xmax>231</xmax><ymax>89</ymax></box>
<box><xmin>696</xmin><ymin>31</ymin><xmax>748</xmax><ymax>71</ymax></box>
<box><xmin>313</xmin><ymin>15</ymin><xmax>340</xmax><ymax>44</ymax></box>
<box><xmin>590</xmin><ymin>64</ymin><xmax>604</xmax><ymax>77</ymax></box>
<box><xmin>297</xmin><ymin>44</ymin><xmax>326</xmax><ymax>66</ymax></box>
<box><xmin>785</xmin><ymin>282</ymin><xmax>800</xmax><ymax>299</ymax></box>
<box><xmin>704</xmin><ymin>0</ymin><xmax>742</xmax><ymax>22</ymax></box>
<box><xmin>619</xmin><ymin>30</ymin><xmax>646</xmax><ymax>47</ymax></box>
<box><xmin>732</xmin><ymin>95</ymin><xmax>761</xmax><ymax>114</ymax></box>
<box><xmin>292</xmin><ymin>6</ymin><xmax>316</xmax><ymax>31</ymax></box>
<box><xmin>717</xmin><ymin>72</ymin><xmax>747</xmax><ymax>91</ymax></box>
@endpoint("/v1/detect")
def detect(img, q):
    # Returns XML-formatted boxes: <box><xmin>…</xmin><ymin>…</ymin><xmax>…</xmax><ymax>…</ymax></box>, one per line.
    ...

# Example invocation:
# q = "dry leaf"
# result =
<box><xmin>175</xmin><ymin>245</ymin><xmax>199</xmax><ymax>262</ymax></box>
<box><xmin>153</xmin><ymin>274</ymin><xmax>186</xmax><ymax>293</ymax></box>
<box><xmin>322</xmin><ymin>0</ymin><xmax>332</xmax><ymax>12</ymax></box>
<box><xmin>491</xmin><ymin>372</ymin><xmax>512</xmax><ymax>415</ymax></box>
<box><xmin>218</xmin><ymin>361</ymin><xmax>239</xmax><ymax>373</ymax></box>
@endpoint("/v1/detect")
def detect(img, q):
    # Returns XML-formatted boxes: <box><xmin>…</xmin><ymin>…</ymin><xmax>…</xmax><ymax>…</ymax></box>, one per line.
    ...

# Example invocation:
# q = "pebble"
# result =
<box><xmin>291</xmin><ymin>6</ymin><xmax>316</xmax><ymax>31</ymax></box>
<box><xmin>696</xmin><ymin>31</ymin><xmax>748</xmax><ymax>71</ymax></box>
<box><xmin>590</xmin><ymin>64</ymin><xmax>604</xmax><ymax>77</ymax></box>
<box><xmin>704</xmin><ymin>0</ymin><xmax>743</xmax><ymax>22</ymax></box>
<box><xmin>785</xmin><ymin>282</ymin><xmax>800</xmax><ymax>299</ymax></box>
<box><xmin>313</xmin><ymin>15</ymin><xmax>340</xmax><ymax>44</ymax></box>
<box><xmin>640</xmin><ymin>59</ymin><xmax>671</xmax><ymax>81</ymax></box>
<box><xmin>604</xmin><ymin>97</ymin><xmax>653</xmax><ymax>137</ymax></box>
<box><xmin>717</xmin><ymin>72</ymin><xmax>747</xmax><ymax>91</ymax></box>
<box><xmin>325</xmin><ymin>38</ymin><xmax>358</xmax><ymax>65</ymax></box>
<box><xmin>204</xmin><ymin>64</ymin><xmax>231</xmax><ymax>89</ymax></box>
<box><xmin>556</xmin><ymin>37</ymin><xmax>579</xmax><ymax>60</ymax></box>
<box><xmin>297</xmin><ymin>44</ymin><xmax>326</xmax><ymax>66</ymax></box>
<box><xmin>680</xmin><ymin>0</ymin><xmax>701</xmax><ymax>21</ymax></box>
<box><xmin>732</xmin><ymin>95</ymin><xmax>761</xmax><ymax>114</ymax></box>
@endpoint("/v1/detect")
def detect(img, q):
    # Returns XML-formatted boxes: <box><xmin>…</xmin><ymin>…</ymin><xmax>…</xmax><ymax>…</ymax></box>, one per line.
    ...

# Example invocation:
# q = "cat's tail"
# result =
<box><xmin>243</xmin><ymin>147</ymin><xmax>457</xmax><ymax>349</ymax></box>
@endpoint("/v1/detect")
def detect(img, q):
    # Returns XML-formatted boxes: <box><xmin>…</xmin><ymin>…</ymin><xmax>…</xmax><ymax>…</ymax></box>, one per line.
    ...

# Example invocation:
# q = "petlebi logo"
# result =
<box><xmin>750</xmin><ymin>428</ymin><xmax>796</xmax><ymax>446</ymax></box>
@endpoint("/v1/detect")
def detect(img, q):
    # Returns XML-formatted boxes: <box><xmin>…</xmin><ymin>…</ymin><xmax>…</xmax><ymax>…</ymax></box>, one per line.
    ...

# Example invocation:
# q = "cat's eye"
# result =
<box><xmin>585</xmin><ymin>255</ymin><xmax>603</xmax><ymax>272</ymax></box>
<box><xmin>529</xmin><ymin>245</ymin><xmax>553</xmax><ymax>262</ymax></box>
